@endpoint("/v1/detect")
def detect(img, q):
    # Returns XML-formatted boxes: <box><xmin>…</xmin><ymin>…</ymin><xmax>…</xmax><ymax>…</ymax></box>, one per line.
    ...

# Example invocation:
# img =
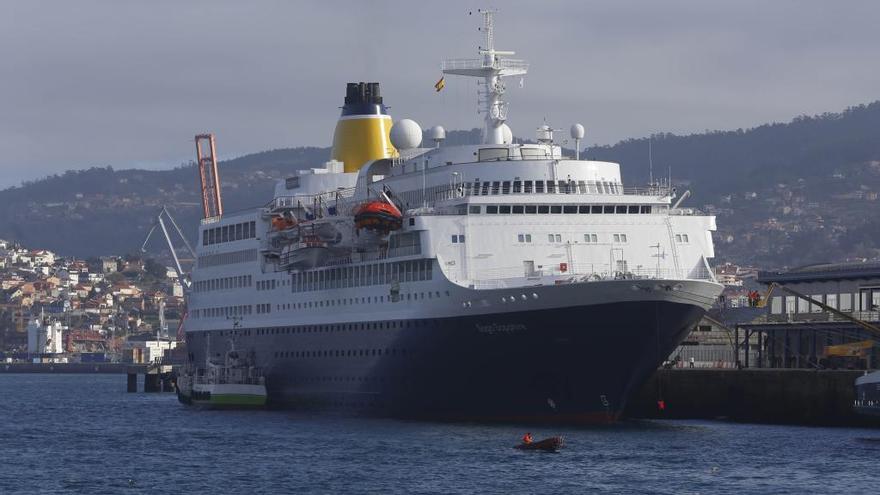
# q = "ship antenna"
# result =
<box><xmin>441</xmin><ymin>9</ymin><xmax>528</xmax><ymax>144</ymax></box>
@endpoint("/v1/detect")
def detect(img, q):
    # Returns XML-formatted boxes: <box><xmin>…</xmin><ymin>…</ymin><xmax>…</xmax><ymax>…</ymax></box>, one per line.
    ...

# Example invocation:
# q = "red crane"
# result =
<box><xmin>195</xmin><ymin>133</ymin><xmax>223</xmax><ymax>219</ymax></box>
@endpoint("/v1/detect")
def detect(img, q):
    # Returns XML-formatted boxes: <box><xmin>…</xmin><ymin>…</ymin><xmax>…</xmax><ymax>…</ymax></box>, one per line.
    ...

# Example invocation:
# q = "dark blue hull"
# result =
<box><xmin>186</xmin><ymin>300</ymin><xmax>704</xmax><ymax>423</ymax></box>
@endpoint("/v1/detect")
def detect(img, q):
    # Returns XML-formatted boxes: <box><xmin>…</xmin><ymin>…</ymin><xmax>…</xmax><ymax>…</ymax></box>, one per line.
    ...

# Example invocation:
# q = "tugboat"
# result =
<box><xmin>177</xmin><ymin>337</ymin><xmax>266</xmax><ymax>409</ymax></box>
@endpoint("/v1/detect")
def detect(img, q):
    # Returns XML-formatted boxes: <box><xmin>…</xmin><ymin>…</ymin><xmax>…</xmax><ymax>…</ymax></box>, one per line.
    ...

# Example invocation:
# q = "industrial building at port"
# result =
<box><xmin>664</xmin><ymin>261</ymin><xmax>880</xmax><ymax>371</ymax></box>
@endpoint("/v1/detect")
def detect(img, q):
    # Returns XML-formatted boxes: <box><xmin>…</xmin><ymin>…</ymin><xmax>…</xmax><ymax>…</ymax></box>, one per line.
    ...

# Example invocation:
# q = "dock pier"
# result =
<box><xmin>1</xmin><ymin>362</ymin><xmax>177</xmax><ymax>393</ymax></box>
<box><xmin>126</xmin><ymin>364</ymin><xmax>176</xmax><ymax>393</ymax></box>
<box><xmin>625</xmin><ymin>368</ymin><xmax>877</xmax><ymax>427</ymax></box>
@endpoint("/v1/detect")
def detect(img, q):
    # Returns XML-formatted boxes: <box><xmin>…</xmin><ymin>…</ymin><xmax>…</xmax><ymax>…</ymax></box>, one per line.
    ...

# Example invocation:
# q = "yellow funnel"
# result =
<box><xmin>331</xmin><ymin>82</ymin><xmax>398</xmax><ymax>173</ymax></box>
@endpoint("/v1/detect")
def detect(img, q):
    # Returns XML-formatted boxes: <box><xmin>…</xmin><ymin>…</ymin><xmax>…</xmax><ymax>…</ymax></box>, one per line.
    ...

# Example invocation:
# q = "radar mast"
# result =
<box><xmin>441</xmin><ymin>9</ymin><xmax>528</xmax><ymax>145</ymax></box>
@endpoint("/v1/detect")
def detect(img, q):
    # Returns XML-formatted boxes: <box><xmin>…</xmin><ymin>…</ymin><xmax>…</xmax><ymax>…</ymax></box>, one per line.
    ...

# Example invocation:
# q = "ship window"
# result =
<box><xmin>641</xmin><ymin>205</ymin><xmax>652</xmax><ymax>214</ymax></box>
<box><xmin>491</xmin><ymin>181</ymin><xmax>501</xmax><ymax>194</ymax></box>
<box><xmin>579</xmin><ymin>205</ymin><xmax>590</xmax><ymax>213</ymax></box>
<box><xmin>469</xmin><ymin>205</ymin><xmax>481</xmax><ymax>214</ymax></box>
<box><xmin>616</xmin><ymin>205</ymin><xmax>627</xmax><ymax>214</ymax></box>
<box><xmin>546</xmin><ymin>181</ymin><xmax>556</xmax><ymax>193</ymax></box>
<box><xmin>512</xmin><ymin>205</ymin><xmax>524</xmax><ymax>214</ymax></box>
<box><xmin>221</xmin><ymin>226</ymin><xmax>229</xmax><ymax>242</ymax></box>
<box><xmin>591</xmin><ymin>205</ymin><xmax>602</xmax><ymax>214</ymax></box>
<box><xmin>559</xmin><ymin>180</ymin><xmax>569</xmax><ymax>193</ymax></box>
<box><xmin>486</xmin><ymin>205</ymin><xmax>499</xmax><ymax>214</ymax></box>
<box><xmin>628</xmin><ymin>205</ymin><xmax>639</xmax><ymax>214</ymax></box>
<box><xmin>499</xmin><ymin>205</ymin><xmax>511</xmax><ymax>214</ymax></box>
<box><xmin>202</xmin><ymin>230</ymin><xmax>209</xmax><ymax>245</ymax></box>
<box><xmin>513</xmin><ymin>181</ymin><xmax>522</xmax><ymax>193</ymax></box>
<box><xmin>603</xmin><ymin>205</ymin><xmax>615</xmax><ymax>214</ymax></box>
<box><xmin>563</xmin><ymin>205</ymin><xmax>577</xmax><ymax>214</ymax></box>
<box><xmin>535</xmin><ymin>181</ymin><xmax>544</xmax><ymax>193</ymax></box>
<box><xmin>525</xmin><ymin>205</ymin><xmax>537</xmax><ymax>214</ymax></box>
<box><xmin>481</xmin><ymin>182</ymin><xmax>490</xmax><ymax>195</ymax></box>
<box><xmin>235</xmin><ymin>223</ymin><xmax>243</xmax><ymax>240</ymax></box>
<box><xmin>584</xmin><ymin>233</ymin><xmax>598</xmax><ymax>243</ymax></box>
<box><xmin>550</xmin><ymin>205</ymin><xmax>562</xmax><ymax>214</ymax></box>
<box><xmin>472</xmin><ymin>181</ymin><xmax>480</xmax><ymax>195</ymax></box>
<box><xmin>524</xmin><ymin>181</ymin><xmax>534</xmax><ymax>193</ymax></box>
<box><xmin>208</xmin><ymin>229</ymin><xmax>216</xmax><ymax>245</ymax></box>
<box><xmin>502</xmin><ymin>181</ymin><xmax>511</xmax><ymax>194</ymax></box>
<box><xmin>478</xmin><ymin>148</ymin><xmax>508</xmax><ymax>162</ymax></box>
<box><xmin>613</xmin><ymin>234</ymin><xmax>628</xmax><ymax>243</ymax></box>
<box><xmin>577</xmin><ymin>181</ymin><xmax>587</xmax><ymax>193</ymax></box>
<box><xmin>537</xmin><ymin>205</ymin><xmax>549</xmax><ymax>214</ymax></box>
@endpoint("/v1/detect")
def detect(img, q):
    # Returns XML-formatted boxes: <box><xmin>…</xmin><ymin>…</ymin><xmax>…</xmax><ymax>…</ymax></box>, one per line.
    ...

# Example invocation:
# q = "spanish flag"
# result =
<box><xmin>434</xmin><ymin>76</ymin><xmax>445</xmax><ymax>92</ymax></box>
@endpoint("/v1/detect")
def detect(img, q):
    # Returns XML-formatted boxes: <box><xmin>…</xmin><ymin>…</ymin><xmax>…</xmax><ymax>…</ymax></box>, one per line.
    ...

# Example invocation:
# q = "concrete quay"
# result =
<box><xmin>0</xmin><ymin>362</ymin><xmax>176</xmax><ymax>393</ymax></box>
<box><xmin>625</xmin><ymin>368</ymin><xmax>877</xmax><ymax>427</ymax></box>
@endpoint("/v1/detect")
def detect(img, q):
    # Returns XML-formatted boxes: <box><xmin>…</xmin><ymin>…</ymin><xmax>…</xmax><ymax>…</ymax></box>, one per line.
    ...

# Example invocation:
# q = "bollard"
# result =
<box><xmin>127</xmin><ymin>373</ymin><xmax>138</xmax><ymax>393</ymax></box>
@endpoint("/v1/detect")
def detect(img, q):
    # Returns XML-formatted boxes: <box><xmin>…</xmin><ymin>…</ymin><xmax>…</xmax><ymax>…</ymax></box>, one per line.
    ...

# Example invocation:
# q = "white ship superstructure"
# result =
<box><xmin>182</xmin><ymin>11</ymin><xmax>723</xmax><ymax>421</ymax></box>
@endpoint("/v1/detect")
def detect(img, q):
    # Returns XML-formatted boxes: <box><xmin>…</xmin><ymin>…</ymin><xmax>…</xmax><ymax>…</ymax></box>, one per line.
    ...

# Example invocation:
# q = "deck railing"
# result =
<box><xmin>459</xmin><ymin>264</ymin><xmax>714</xmax><ymax>290</ymax></box>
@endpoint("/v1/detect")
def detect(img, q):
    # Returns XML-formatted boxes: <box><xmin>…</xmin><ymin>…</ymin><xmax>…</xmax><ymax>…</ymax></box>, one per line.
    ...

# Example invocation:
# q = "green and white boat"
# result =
<box><xmin>177</xmin><ymin>339</ymin><xmax>266</xmax><ymax>409</ymax></box>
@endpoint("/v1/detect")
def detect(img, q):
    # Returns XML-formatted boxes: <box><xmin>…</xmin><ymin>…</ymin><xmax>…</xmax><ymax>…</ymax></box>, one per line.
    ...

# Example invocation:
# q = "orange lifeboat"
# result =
<box><xmin>271</xmin><ymin>216</ymin><xmax>297</xmax><ymax>231</ymax></box>
<box><xmin>354</xmin><ymin>201</ymin><xmax>403</xmax><ymax>232</ymax></box>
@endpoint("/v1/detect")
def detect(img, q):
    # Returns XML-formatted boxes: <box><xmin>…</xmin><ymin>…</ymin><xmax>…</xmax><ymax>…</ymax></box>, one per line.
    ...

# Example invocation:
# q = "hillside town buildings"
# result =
<box><xmin>0</xmin><ymin>239</ymin><xmax>183</xmax><ymax>363</ymax></box>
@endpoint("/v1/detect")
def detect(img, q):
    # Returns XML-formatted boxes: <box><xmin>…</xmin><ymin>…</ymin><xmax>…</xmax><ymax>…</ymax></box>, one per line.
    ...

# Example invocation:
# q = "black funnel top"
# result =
<box><xmin>341</xmin><ymin>82</ymin><xmax>387</xmax><ymax>116</ymax></box>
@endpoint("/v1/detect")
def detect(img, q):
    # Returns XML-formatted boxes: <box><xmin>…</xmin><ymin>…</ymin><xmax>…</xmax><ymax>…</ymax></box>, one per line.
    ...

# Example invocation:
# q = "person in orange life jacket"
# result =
<box><xmin>522</xmin><ymin>432</ymin><xmax>533</xmax><ymax>444</ymax></box>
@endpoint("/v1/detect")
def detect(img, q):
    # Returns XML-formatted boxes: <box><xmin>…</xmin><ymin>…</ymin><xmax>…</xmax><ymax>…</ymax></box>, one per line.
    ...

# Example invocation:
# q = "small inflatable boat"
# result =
<box><xmin>514</xmin><ymin>436</ymin><xmax>564</xmax><ymax>452</ymax></box>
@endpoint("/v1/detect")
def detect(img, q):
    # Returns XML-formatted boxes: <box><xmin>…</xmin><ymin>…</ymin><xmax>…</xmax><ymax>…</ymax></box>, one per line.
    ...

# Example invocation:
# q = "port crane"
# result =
<box><xmin>141</xmin><ymin>205</ymin><xmax>195</xmax><ymax>291</ymax></box>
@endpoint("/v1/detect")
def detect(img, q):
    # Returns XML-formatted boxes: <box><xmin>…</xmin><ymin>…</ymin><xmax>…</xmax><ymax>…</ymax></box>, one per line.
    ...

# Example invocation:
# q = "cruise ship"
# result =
<box><xmin>183</xmin><ymin>11</ymin><xmax>723</xmax><ymax>422</ymax></box>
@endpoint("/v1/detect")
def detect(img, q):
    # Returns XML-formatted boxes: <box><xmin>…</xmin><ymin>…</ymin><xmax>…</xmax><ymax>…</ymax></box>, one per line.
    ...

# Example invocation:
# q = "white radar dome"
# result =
<box><xmin>500</xmin><ymin>123</ymin><xmax>513</xmax><ymax>144</ymax></box>
<box><xmin>429</xmin><ymin>125</ymin><xmax>446</xmax><ymax>142</ymax></box>
<box><xmin>570</xmin><ymin>123</ymin><xmax>585</xmax><ymax>140</ymax></box>
<box><xmin>390</xmin><ymin>119</ymin><xmax>422</xmax><ymax>150</ymax></box>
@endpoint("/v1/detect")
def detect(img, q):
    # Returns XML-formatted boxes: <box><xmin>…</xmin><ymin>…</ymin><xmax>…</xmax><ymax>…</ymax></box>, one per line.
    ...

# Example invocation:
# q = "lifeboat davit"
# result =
<box><xmin>354</xmin><ymin>201</ymin><xmax>403</xmax><ymax>232</ymax></box>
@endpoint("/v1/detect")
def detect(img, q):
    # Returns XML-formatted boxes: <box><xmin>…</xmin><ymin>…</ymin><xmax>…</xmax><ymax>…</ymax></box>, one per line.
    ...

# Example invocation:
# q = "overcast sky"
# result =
<box><xmin>1</xmin><ymin>0</ymin><xmax>878</xmax><ymax>189</ymax></box>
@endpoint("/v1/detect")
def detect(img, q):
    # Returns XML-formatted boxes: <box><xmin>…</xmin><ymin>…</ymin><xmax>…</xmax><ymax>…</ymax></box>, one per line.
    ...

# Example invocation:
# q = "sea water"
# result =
<box><xmin>0</xmin><ymin>374</ymin><xmax>877</xmax><ymax>494</ymax></box>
